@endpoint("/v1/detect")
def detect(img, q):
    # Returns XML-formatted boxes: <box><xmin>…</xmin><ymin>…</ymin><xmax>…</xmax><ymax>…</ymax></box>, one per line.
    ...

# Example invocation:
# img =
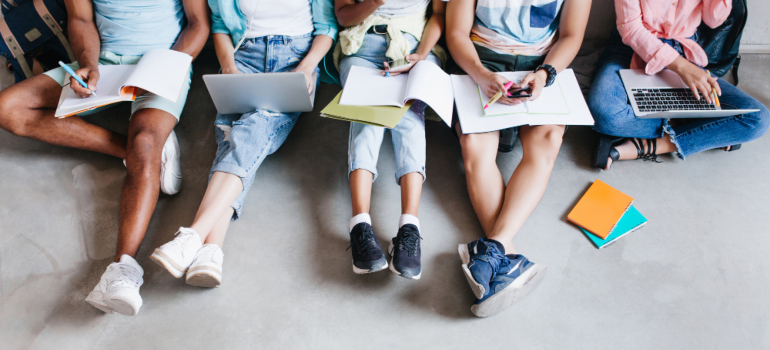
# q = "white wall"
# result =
<box><xmin>742</xmin><ymin>0</ymin><xmax>770</xmax><ymax>48</ymax></box>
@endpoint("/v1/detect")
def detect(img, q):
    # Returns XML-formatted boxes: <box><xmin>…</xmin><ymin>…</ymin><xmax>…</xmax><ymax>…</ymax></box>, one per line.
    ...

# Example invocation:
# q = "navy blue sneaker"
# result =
<box><xmin>470</xmin><ymin>254</ymin><xmax>547</xmax><ymax>318</ymax></box>
<box><xmin>347</xmin><ymin>222</ymin><xmax>388</xmax><ymax>274</ymax></box>
<box><xmin>387</xmin><ymin>224</ymin><xmax>422</xmax><ymax>280</ymax></box>
<box><xmin>458</xmin><ymin>238</ymin><xmax>509</xmax><ymax>299</ymax></box>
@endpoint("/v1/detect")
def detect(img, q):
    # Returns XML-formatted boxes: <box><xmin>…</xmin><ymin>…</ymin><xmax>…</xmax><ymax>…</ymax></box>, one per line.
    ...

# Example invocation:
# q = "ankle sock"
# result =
<box><xmin>350</xmin><ymin>213</ymin><xmax>372</xmax><ymax>232</ymax></box>
<box><xmin>398</xmin><ymin>214</ymin><xmax>420</xmax><ymax>231</ymax></box>
<box><xmin>487</xmin><ymin>239</ymin><xmax>505</xmax><ymax>255</ymax></box>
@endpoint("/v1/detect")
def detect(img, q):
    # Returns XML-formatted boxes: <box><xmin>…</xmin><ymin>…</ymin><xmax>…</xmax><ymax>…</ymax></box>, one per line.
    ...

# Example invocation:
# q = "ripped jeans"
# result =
<box><xmin>211</xmin><ymin>33</ymin><xmax>316</xmax><ymax>220</ymax></box>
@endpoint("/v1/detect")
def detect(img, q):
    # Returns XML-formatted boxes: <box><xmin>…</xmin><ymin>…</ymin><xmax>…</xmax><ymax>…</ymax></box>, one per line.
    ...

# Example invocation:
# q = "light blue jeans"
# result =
<box><xmin>211</xmin><ymin>33</ymin><xmax>316</xmax><ymax>220</ymax></box>
<box><xmin>340</xmin><ymin>33</ymin><xmax>441</xmax><ymax>183</ymax></box>
<box><xmin>588</xmin><ymin>30</ymin><xmax>770</xmax><ymax>159</ymax></box>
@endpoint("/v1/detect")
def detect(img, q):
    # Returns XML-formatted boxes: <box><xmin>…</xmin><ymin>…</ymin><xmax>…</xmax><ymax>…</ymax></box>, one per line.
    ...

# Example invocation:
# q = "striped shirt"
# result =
<box><xmin>471</xmin><ymin>0</ymin><xmax>564</xmax><ymax>56</ymax></box>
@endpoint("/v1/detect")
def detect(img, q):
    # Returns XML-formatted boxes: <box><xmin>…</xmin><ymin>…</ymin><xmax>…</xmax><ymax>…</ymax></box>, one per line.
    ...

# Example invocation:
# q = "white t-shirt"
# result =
<box><xmin>240</xmin><ymin>0</ymin><xmax>314</xmax><ymax>38</ymax></box>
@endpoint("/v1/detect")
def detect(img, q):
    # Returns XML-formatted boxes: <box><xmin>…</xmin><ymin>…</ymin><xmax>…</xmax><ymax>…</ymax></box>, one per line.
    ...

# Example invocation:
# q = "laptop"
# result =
<box><xmin>619</xmin><ymin>69</ymin><xmax>759</xmax><ymax>118</ymax></box>
<box><xmin>203</xmin><ymin>72</ymin><xmax>317</xmax><ymax>114</ymax></box>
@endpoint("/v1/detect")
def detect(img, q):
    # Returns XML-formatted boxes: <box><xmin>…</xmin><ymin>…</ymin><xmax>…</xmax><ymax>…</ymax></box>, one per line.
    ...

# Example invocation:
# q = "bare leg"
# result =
<box><xmin>0</xmin><ymin>73</ymin><xmax>126</xmax><ymax>158</ymax></box>
<box><xmin>350</xmin><ymin>169</ymin><xmax>374</xmax><ymax>216</ymax></box>
<box><xmin>202</xmin><ymin>208</ymin><xmax>234</xmax><ymax>247</ymax></box>
<box><xmin>113</xmin><ymin>108</ymin><xmax>177</xmax><ymax>260</ymax></box>
<box><xmin>486</xmin><ymin>125</ymin><xmax>565</xmax><ymax>254</ymax></box>
<box><xmin>400</xmin><ymin>172</ymin><xmax>423</xmax><ymax>216</ymax></box>
<box><xmin>606</xmin><ymin>136</ymin><xmax>677</xmax><ymax>169</ymax></box>
<box><xmin>189</xmin><ymin>171</ymin><xmax>243</xmax><ymax>242</ymax></box>
<box><xmin>456</xmin><ymin>123</ymin><xmax>504</xmax><ymax>235</ymax></box>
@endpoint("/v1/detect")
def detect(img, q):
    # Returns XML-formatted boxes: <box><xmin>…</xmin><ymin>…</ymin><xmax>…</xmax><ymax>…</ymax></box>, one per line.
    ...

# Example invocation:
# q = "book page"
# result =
<box><xmin>339</xmin><ymin>66</ymin><xmax>407</xmax><ymax>107</ymax></box>
<box><xmin>526</xmin><ymin>69</ymin><xmax>595</xmax><ymax>126</ymax></box>
<box><xmin>401</xmin><ymin>60</ymin><xmax>454</xmax><ymax>126</ymax></box>
<box><xmin>524</xmin><ymin>74</ymin><xmax>570</xmax><ymax>115</ymax></box>
<box><xmin>56</xmin><ymin>65</ymin><xmax>137</xmax><ymax>117</ymax></box>
<box><xmin>478</xmin><ymin>72</ymin><xmax>529</xmax><ymax>116</ymax></box>
<box><xmin>452</xmin><ymin>74</ymin><xmax>530</xmax><ymax>134</ymax></box>
<box><xmin>123</xmin><ymin>49</ymin><xmax>192</xmax><ymax>102</ymax></box>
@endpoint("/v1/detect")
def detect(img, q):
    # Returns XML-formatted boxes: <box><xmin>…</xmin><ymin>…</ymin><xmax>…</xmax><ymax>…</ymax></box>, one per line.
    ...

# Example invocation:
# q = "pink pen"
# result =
<box><xmin>484</xmin><ymin>81</ymin><xmax>514</xmax><ymax>109</ymax></box>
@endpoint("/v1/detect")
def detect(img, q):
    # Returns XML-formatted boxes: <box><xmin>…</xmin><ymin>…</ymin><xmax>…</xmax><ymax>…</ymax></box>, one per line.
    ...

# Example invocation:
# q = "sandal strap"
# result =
<box><xmin>631</xmin><ymin>138</ymin><xmax>644</xmax><ymax>159</ymax></box>
<box><xmin>642</xmin><ymin>138</ymin><xmax>662</xmax><ymax>163</ymax></box>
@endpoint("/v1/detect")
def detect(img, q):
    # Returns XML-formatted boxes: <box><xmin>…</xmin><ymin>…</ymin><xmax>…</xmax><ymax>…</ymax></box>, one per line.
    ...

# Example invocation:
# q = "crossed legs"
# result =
<box><xmin>457</xmin><ymin>124</ymin><xmax>565</xmax><ymax>253</ymax></box>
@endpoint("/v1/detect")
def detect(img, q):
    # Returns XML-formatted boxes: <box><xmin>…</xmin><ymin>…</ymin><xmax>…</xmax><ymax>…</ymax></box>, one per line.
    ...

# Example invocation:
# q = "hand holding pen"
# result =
<box><xmin>59</xmin><ymin>61</ymin><xmax>98</xmax><ymax>98</ymax></box>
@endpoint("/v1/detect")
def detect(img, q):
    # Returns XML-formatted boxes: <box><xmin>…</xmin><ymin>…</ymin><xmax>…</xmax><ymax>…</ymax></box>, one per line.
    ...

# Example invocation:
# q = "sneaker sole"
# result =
<box><xmin>85</xmin><ymin>295</ymin><xmax>115</xmax><ymax>314</ymax></box>
<box><xmin>458</xmin><ymin>244</ymin><xmax>486</xmax><ymax>299</ymax></box>
<box><xmin>470</xmin><ymin>263</ymin><xmax>547</xmax><ymax>318</ymax></box>
<box><xmin>387</xmin><ymin>242</ymin><xmax>421</xmax><ymax>280</ymax></box>
<box><xmin>186</xmin><ymin>267</ymin><xmax>222</xmax><ymax>288</ymax></box>
<box><xmin>160</xmin><ymin>132</ymin><xmax>182</xmax><ymax>196</ymax></box>
<box><xmin>151</xmin><ymin>250</ymin><xmax>186</xmax><ymax>278</ymax></box>
<box><xmin>352</xmin><ymin>258</ymin><xmax>388</xmax><ymax>274</ymax></box>
<box><xmin>103</xmin><ymin>296</ymin><xmax>141</xmax><ymax>316</ymax></box>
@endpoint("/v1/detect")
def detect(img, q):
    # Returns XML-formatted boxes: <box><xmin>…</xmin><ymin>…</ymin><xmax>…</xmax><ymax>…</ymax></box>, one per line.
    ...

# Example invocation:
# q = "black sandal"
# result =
<box><xmin>593</xmin><ymin>135</ymin><xmax>662</xmax><ymax>170</ymax></box>
<box><xmin>630</xmin><ymin>138</ymin><xmax>663</xmax><ymax>163</ymax></box>
<box><xmin>724</xmin><ymin>144</ymin><xmax>741</xmax><ymax>152</ymax></box>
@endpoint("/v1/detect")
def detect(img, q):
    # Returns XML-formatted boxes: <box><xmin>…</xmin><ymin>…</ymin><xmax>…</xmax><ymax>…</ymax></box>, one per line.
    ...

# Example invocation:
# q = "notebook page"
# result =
<box><xmin>526</xmin><ymin>69</ymin><xmax>595</xmax><ymax>126</ymax></box>
<box><xmin>452</xmin><ymin>74</ymin><xmax>530</xmax><ymax>134</ymax></box>
<box><xmin>525</xmin><ymin>74</ymin><xmax>569</xmax><ymax>115</ymax></box>
<box><xmin>56</xmin><ymin>65</ymin><xmax>136</xmax><ymax>112</ymax></box>
<box><xmin>339</xmin><ymin>66</ymin><xmax>407</xmax><ymax>107</ymax></box>
<box><xmin>401</xmin><ymin>61</ymin><xmax>454</xmax><ymax>126</ymax></box>
<box><xmin>479</xmin><ymin>72</ymin><xmax>529</xmax><ymax>116</ymax></box>
<box><xmin>123</xmin><ymin>49</ymin><xmax>192</xmax><ymax>102</ymax></box>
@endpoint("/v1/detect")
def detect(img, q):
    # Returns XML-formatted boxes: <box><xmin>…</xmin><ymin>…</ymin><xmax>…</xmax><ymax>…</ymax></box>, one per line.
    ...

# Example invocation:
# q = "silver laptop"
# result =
<box><xmin>619</xmin><ymin>69</ymin><xmax>759</xmax><ymax>118</ymax></box>
<box><xmin>203</xmin><ymin>72</ymin><xmax>317</xmax><ymax>114</ymax></box>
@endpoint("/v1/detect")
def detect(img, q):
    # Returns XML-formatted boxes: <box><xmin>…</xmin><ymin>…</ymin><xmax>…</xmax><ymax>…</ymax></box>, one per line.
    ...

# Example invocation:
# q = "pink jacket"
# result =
<box><xmin>615</xmin><ymin>0</ymin><xmax>731</xmax><ymax>74</ymax></box>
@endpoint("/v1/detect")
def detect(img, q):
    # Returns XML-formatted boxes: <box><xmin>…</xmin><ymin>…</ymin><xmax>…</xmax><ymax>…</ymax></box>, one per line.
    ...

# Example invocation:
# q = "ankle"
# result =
<box><xmin>350</xmin><ymin>213</ymin><xmax>372</xmax><ymax>232</ymax></box>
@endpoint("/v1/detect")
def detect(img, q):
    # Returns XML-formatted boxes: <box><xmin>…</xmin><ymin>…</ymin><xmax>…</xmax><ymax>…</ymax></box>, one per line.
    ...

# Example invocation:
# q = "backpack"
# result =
<box><xmin>0</xmin><ymin>0</ymin><xmax>75</xmax><ymax>82</ymax></box>
<box><xmin>697</xmin><ymin>0</ymin><xmax>747</xmax><ymax>83</ymax></box>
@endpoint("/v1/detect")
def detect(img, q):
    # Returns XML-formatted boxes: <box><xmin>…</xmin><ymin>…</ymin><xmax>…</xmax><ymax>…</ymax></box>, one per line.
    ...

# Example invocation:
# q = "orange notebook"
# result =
<box><xmin>567</xmin><ymin>179</ymin><xmax>633</xmax><ymax>239</ymax></box>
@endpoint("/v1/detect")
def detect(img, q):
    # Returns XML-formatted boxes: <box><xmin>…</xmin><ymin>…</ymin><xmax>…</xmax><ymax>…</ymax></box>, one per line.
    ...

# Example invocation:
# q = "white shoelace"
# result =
<box><xmin>105</xmin><ymin>264</ymin><xmax>143</xmax><ymax>289</ymax></box>
<box><xmin>167</xmin><ymin>228</ymin><xmax>197</xmax><ymax>249</ymax></box>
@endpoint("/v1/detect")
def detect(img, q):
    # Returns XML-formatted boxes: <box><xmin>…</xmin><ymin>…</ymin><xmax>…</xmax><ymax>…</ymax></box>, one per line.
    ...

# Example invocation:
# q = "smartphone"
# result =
<box><xmin>507</xmin><ymin>88</ymin><xmax>532</xmax><ymax>98</ymax></box>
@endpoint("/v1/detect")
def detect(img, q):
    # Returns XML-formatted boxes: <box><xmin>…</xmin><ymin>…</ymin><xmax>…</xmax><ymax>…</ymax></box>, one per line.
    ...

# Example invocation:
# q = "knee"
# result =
<box><xmin>459</xmin><ymin>133</ymin><xmax>497</xmax><ymax>171</ymax></box>
<box><xmin>126</xmin><ymin>131</ymin><xmax>164</xmax><ymax>176</ymax></box>
<box><xmin>0</xmin><ymin>90</ymin><xmax>33</xmax><ymax>137</ymax></box>
<box><xmin>524</xmin><ymin>126</ymin><xmax>563</xmax><ymax>166</ymax></box>
<box><xmin>745</xmin><ymin>104</ymin><xmax>770</xmax><ymax>140</ymax></box>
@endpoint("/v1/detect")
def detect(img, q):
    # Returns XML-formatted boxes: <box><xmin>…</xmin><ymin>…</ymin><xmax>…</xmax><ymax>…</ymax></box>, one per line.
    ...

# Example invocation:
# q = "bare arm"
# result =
<box><xmin>64</xmin><ymin>0</ymin><xmax>100</xmax><ymax>97</ymax></box>
<box><xmin>293</xmin><ymin>35</ymin><xmax>334</xmax><ymax>93</ymax></box>
<box><xmin>213</xmin><ymin>33</ymin><xmax>240</xmax><ymax>74</ymax></box>
<box><xmin>385</xmin><ymin>0</ymin><xmax>446</xmax><ymax>76</ymax></box>
<box><xmin>172</xmin><ymin>0</ymin><xmax>210</xmax><ymax>59</ymax></box>
<box><xmin>334</xmin><ymin>0</ymin><xmax>386</xmax><ymax>28</ymax></box>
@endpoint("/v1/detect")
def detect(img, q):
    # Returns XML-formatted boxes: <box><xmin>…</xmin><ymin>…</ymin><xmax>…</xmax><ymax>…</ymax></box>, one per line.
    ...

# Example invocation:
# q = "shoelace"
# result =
<box><xmin>483</xmin><ymin>245</ymin><xmax>510</xmax><ymax>277</ymax></box>
<box><xmin>167</xmin><ymin>228</ymin><xmax>195</xmax><ymax>249</ymax></box>
<box><xmin>107</xmin><ymin>264</ymin><xmax>142</xmax><ymax>288</ymax></box>
<box><xmin>346</xmin><ymin>227</ymin><xmax>380</xmax><ymax>255</ymax></box>
<box><xmin>397</xmin><ymin>230</ymin><xmax>422</xmax><ymax>257</ymax></box>
<box><xmin>195</xmin><ymin>245</ymin><xmax>221</xmax><ymax>264</ymax></box>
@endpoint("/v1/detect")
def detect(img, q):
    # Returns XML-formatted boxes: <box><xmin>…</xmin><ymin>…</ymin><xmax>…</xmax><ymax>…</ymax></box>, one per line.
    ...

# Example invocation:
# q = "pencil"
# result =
<box><xmin>707</xmin><ymin>70</ymin><xmax>720</xmax><ymax>107</ymax></box>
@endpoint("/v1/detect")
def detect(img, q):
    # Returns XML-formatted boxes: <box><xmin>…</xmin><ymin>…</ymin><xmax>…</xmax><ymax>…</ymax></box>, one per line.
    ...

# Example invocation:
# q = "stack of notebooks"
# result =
<box><xmin>567</xmin><ymin>179</ymin><xmax>647</xmax><ymax>249</ymax></box>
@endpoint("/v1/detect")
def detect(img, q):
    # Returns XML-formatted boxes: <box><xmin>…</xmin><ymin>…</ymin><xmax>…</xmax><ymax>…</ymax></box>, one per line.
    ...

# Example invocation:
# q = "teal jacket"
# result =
<box><xmin>209</xmin><ymin>0</ymin><xmax>338</xmax><ymax>47</ymax></box>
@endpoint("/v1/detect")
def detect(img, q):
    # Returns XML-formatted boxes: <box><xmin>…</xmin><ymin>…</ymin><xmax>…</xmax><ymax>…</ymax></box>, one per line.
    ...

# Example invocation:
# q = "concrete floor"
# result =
<box><xmin>1</xmin><ymin>50</ymin><xmax>769</xmax><ymax>349</ymax></box>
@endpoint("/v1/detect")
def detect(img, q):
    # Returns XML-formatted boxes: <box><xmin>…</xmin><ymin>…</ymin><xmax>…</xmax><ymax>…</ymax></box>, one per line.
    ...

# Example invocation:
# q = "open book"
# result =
<box><xmin>479</xmin><ymin>72</ymin><xmax>570</xmax><ymax>116</ymax></box>
<box><xmin>55</xmin><ymin>49</ymin><xmax>192</xmax><ymax>118</ymax></box>
<box><xmin>339</xmin><ymin>61</ymin><xmax>454</xmax><ymax>126</ymax></box>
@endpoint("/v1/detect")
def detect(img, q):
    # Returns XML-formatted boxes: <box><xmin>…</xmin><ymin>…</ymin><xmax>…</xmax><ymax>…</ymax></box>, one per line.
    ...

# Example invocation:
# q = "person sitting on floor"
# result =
<box><xmin>445</xmin><ymin>0</ymin><xmax>591</xmax><ymax>317</ymax></box>
<box><xmin>0</xmin><ymin>0</ymin><xmax>209</xmax><ymax>316</ymax></box>
<box><xmin>150</xmin><ymin>0</ymin><xmax>336</xmax><ymax>289</ymax></box>
<box><xmin>334</xmin><ymin>0</ymin><xmax>446</xmax><ymax>279</ymax></box>
<box><xmin>588</xmin><ymin>0</ymin><xmax>770</xmax><ymax>170</ymax></box>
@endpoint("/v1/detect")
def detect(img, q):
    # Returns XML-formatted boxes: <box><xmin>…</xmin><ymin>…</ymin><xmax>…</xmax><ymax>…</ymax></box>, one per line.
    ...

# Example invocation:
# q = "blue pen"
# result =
<box><xmin>58</xmin><ymin>61</ymin><xmax>95</xmax><ymax>95</ymax></box>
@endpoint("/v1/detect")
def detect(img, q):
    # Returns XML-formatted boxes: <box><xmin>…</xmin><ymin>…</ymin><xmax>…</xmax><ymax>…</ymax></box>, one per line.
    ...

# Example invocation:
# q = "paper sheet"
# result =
<box><xmin>479</xmin><ymin>72</ymin><xmax>569</xmax><ymax>116</ymax></box>
<box><xmin>339</xmin><ymin>66</ymin><xmax>407</xmax><ymax>107</ymax></box>
<box><xmin>57</xmin><ymin>65</ymin><xmax>136</xmax><ymax>111</ymax></box>
<box><xmin>123</xmin><ymin>49</ymin><xmax>192</xmax><ymax>102</ymax></box>
<box><xmin>402</xmin><ymin>61</ymin><xmax>454</xmax><ymax>126</ymax></box>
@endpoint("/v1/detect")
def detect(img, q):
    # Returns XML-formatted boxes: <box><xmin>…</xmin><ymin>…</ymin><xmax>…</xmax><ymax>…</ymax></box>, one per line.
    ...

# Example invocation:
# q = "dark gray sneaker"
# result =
<box><xmin>347</xmin><ymin>223</ymin><xmax>388</xmax><ymax>274</ymax></box>
<box><xmin>388</xmin><ymin>224</ymin><xmax>422</xmax><ymax>280</ymax></box>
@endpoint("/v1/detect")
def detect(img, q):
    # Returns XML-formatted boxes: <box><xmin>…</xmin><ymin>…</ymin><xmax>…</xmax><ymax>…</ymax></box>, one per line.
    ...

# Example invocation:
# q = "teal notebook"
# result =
<box><xmin>581</xmin><ymin>205</ymin><xmax>647</xmax><ymax>249</ymax></box>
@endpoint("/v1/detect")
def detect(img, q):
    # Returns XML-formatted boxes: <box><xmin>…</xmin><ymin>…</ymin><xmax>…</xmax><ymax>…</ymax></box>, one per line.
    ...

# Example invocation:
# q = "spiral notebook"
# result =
<box><xmin>581</xmin><ymin>205</ymin><xmax>647</xmax><ymax>249</ymax></box>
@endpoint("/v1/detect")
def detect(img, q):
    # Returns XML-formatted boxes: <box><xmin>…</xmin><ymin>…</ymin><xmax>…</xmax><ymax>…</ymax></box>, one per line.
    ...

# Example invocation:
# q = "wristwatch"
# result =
<box><xmin>534</xmin><ymin>64</ymin><xmax>557</xmax><ymax>87</ymax></box>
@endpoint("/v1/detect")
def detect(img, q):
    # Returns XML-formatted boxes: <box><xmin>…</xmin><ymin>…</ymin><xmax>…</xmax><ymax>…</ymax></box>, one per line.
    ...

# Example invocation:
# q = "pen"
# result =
<box><xmin>383</xmin><ymin>61</ymin><xmax>390</xmax><ymax>78</ymax></box>
<box><xmin>484</xmin><ymin>81</ymin><xmax>514</xmax><ymax>109</ymax></box>
<box><xmin>707</xmin><ymin>70</ymin><xmax>719</xmax><ymax>107</ymax></box>
<box><xmin>58</xmin><ymin>61</ymin><xmax>95</xmax><ymax>95</ymax></box>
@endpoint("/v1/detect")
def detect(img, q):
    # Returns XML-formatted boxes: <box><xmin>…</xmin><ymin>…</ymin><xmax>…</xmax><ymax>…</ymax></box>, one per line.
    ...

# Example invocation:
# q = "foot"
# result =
<box><xmin>348</xmin><ymin>222</ymin><xmax>388</xmax><ymax>274</ymax></box>
<box><xmin>151</xmin><ymin>227</ymin><xmax>202</xmax><ymax>278</ymax></box>
<box><xmin>86</xmin><ymin>255</ymin><xmax>144</xmax><ymax>316</ymax></box>
<box><xmin>470</xmin><ymin>254</ymin><xmax>547</xmax><ymax>318</ymax></box>
<box><xmin>458</xmin><ymin>238</ymin><xmax>510</xmax><ymax>299</ymax></box>
<box><xmin>388</xmin><ymin>224</ymin><xmax>422</xmax><ymax>279</ymax></box>
<box><xmin>185</xmin><ymin>244</ymin><xmax>224</xmax><ymax>288</ymax></box>
<box><xmin>160</xmin><ymin>130</ymin><xmax>182</xmax><ymax>195</ymax></box>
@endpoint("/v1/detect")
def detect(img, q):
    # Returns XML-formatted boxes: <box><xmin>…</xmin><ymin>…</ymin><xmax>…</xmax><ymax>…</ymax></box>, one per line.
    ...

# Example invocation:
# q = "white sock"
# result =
<box><xmin>399</xmin><ymin>214</ymin><xmax>420</xmax><ymax>231</ymax></box>
<box><xmin>350</xmin><ymin>213</ymin><xmax>372</xmax><ymax>232</ymax></box>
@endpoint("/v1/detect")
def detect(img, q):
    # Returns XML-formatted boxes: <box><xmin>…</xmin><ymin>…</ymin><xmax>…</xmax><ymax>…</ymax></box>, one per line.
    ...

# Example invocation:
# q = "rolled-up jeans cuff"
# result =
<box><xmin>663</xmin><ymin>123</ymin><xmax>686</xmax><ymax>160</ymax></box>
<box><xmin>349</xmin><ymin>161</ymin><xmax>378</xmax><ymax>182</ymax></box>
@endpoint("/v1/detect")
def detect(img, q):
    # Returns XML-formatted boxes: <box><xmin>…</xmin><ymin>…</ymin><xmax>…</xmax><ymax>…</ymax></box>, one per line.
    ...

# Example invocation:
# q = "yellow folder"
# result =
<box><xmin>320</xmin><ymin>90</ymin><xmax>413</xmax><ymax>129</ymax></box>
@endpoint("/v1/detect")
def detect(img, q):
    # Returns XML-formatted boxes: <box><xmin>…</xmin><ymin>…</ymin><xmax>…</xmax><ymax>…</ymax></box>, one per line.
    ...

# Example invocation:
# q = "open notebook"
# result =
<box><xmin>479</xmin><ymin>72</ymin><xmax>570</xmax><ymax>116</ymax></box>
<box><xmin>339</xmin><ymin>61</ymin><xmax>454</xmax><ymax>126</ymax></box>
<box><xmin>55</xmin><ymin>49</ymin><xmax>192</xmax><ymax>118</ymax></box>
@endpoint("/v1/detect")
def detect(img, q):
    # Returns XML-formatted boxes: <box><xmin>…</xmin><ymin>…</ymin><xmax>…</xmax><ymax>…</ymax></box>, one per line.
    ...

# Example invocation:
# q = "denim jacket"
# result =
<box><xmin>209</xmin><ymin>0</ymin><xmax>338</xmax><ymax>47</ymax></box>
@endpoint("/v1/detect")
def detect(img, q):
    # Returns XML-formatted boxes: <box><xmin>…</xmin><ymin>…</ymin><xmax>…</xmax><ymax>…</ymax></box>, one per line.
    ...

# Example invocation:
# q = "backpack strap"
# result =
<box><xmin>0</xmin><ymin>18</ymin><xmax>33</xmax><ymax>79</ymax></box>
<box><xmin>32</xmin><ymin>0</ymin><xmax>75</xmax><ymax>62</ymax></box>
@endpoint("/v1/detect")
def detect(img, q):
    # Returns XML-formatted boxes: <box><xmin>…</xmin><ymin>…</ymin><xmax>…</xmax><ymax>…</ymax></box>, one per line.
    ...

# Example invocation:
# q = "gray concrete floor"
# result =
<box><xmin>1</xmin><ymin>51</ymin><xmax>769</xmax><ymax>350</ymax></box>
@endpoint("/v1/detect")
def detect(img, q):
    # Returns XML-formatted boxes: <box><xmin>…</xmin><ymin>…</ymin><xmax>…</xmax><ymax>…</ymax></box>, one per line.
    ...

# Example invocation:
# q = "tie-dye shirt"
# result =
<box><xmin>471</xmin><ymin>0</ymin><xmax>565</xmax><ymax>56</ymax></box>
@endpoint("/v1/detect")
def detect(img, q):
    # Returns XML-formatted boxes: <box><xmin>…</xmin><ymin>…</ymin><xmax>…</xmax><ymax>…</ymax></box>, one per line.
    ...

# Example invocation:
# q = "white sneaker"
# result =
<box><xmin>151</xmin><ymin>227</ymin><xmax>202</xmax><ymax>278</ymax></box>
<box><xmin>185</xmin><ymin>244</ymin><xmax>224</xmax><ymax>288</ymax></box>
<box><xmin>160</xmin><ymin>130</ymin><xmax>182</xmax><ymax>195</ymax></box>
<box><xmin>86</xmin><ymin>254</ymin><xmax>144</xmax><ymax>316</ymax></box>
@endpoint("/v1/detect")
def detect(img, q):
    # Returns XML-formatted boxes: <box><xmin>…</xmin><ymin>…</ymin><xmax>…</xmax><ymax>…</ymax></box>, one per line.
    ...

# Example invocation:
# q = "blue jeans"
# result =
<box><xmin>588</xmin><ymin>30</ymin><xmax>770</xmax><ymax>159</ymax></box>
<box><xmin>211</xmin><ymin>33</ymin><xmax>316</xmax><ymax>220</ymax></box>
<box><xmin>340</xmin><ymin>33</ymin><xmax>441</xmax><ymax>183</ymax></box>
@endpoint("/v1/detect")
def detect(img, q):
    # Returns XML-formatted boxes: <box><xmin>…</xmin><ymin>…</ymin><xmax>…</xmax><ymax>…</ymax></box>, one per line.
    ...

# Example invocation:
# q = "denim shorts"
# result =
<box><xmin>340</xmin><ymin>33</ymin><xmax>441</xmax><ymax>184</ymax></box>
<box><xmin>211</xmin><ymin>33</ymin><xmax>317</xmax><ymax>220</ymax></box>
<box><xmin>43</xmin><ymin>50</ymin><xmax>192</xmax><ymax>121</ymax></box>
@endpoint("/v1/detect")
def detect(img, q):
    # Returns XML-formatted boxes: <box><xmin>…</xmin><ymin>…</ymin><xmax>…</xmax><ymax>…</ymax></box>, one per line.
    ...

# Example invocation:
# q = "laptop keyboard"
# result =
<box><xmin>632</xmin><ymin>88</ymin><xmax>717</xmax><ymax>113</ymax></box>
